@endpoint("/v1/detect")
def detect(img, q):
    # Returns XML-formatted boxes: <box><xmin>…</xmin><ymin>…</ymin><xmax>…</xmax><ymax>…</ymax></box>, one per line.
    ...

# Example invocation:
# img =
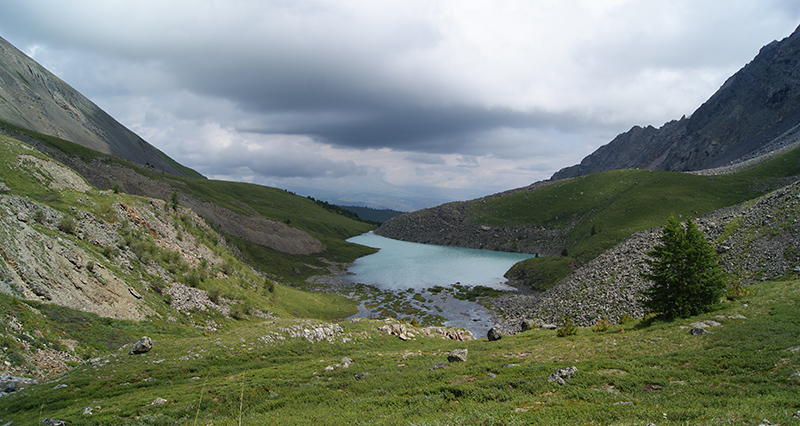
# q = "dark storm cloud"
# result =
<box><xmin>1</xmin><ymin>1</ymin><xmax>800</xmax><ymax>208</ymax></box>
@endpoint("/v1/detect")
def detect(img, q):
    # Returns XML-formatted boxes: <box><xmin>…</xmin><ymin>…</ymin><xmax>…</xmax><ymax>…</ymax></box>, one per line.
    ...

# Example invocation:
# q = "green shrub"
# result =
<box><xmin>557</xmin><ymin>316</ymin><xmax>578</xmax><ymax>337</ymax></box>
<box><xmin>57</xmin><ymin>216</ymin><xmax>76</xmax><ymax>234</ymax></box>
<box><xmin>32</xmin><ymin>209</ymin><xmax>45</xmax><ymax>224</ymax></box>
<box><xmin>6</xmin><ymin>351</ymin><xmax>26</xmax><ymax>366</ymax></box>
<box><xmin>618</xmin><ymin>313</ymin><xmax>634</xmax><ymax>324</ymax></box>
<box><xmin>102</xmin><ymin>245</ymin><xmax>118</xmax><ymax>259</ymax></box>
<box><xmin>207</xmin><ymin>287</ymin><xmax>221</xmax><ymax>304</ymax></box>
<box><xmin>170</xmin><ymin>190</ymin><xmax>179</xmax><ymax>210</ymax></box>
<box><xmin>591</xmin><ymin>316</ymin><xmax>610</xmax><ymax>332</ymax></box>
<box><xmin>726</xmin><ymin>278</ymin><xmax>755</xmax><ymax>301</ymax></box>
<box><xmin>112</xmin><ymin>182</ymin><xmax>120</xmax><ymax>194</ymax></box>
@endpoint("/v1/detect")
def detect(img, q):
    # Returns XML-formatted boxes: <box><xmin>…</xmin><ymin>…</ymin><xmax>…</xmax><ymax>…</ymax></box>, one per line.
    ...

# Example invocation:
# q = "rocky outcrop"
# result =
<box><xmin>0</xmin><ymin>194</ymin><xmax>153</xmax><ymax>320</ymax></box>
<box><xmin>27</xmin><ymin>152</ymin><xmax>324</xmax><ymax>255</ymax></box>
<box><xmin>552</xmin><ymin>24</ymin><xmax>800</xmax><ymax>180</ymax></box>
<box><xmin>493</xmin><ymin>179</ymin><xmax>800</xmax><ymax>334</ymax></box>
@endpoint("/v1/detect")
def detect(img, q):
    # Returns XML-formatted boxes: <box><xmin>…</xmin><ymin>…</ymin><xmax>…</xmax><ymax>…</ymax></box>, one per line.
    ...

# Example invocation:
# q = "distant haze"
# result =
<box><xmin>1</xmin><ymin>1</ymin><xmax>799</xmax><ymax>209</ymax></box>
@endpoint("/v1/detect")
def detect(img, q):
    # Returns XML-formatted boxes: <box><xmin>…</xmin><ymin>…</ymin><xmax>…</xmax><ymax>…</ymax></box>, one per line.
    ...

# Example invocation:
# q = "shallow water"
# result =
<box><xmin>345</xmin><ymin>232</ymin><xmax>535</xmax><ymax>337</ymax></box>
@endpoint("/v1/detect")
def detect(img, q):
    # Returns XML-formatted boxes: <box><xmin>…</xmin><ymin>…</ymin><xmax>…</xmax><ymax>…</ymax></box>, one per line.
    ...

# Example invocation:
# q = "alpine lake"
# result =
<box><xmin>344</xmin><ymin>232</ymin><xmax>535</xmax><ymax>337</ymax></box>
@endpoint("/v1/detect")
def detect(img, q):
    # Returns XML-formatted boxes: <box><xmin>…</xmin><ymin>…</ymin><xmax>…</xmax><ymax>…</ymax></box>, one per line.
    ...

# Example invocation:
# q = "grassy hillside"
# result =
<box><xmin>1</xmin><ymin>277</ymin><xmax>797</xmax><ymax>425</ymax></box>
<box><xmin>0</xmin><ymin>120</ymin><xmax>376</xmax><ymax>284</ymax></box>
<box><xmin>0</xmin><ymin>133</ymin><xmax>358</xmax><ymax>322</ymax></box>
<box><xmin>469</xmin><ymin>146</ymin><xmax>800</xmax><ymax>261</ymax></box>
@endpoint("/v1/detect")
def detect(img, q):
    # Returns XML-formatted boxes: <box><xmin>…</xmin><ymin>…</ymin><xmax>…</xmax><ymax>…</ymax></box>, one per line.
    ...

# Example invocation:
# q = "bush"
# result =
<box><xmin>726</xmin><ymin>278</ymin><xmax>755</xmax><ymax>301</ymax></box>
<box><xmin>618</xmin><ymin>313</ymin><xmax>634</xmax><ymax>324</ymax></box>
<box><xmin>58</xmin><ymin>216</ymin><xmax>77</xmax><ymax>234</ymax></box>
<box><xmin>102</xmin><ymin>245</ymin><xmax>118</xmax><ymax>259</ymax></box>
<box><xmin>32</xmin><ymin>209</ymin><xmax>46</xmax><ymax>224</ymax></box>
<box><xmin>112</xmin><ymin>182</ymin><xmax>120</xmax><ymax>194</ymax></box>
<box><xmin>592</xmin><ymin>317</ymin><xmax>610</xmax><ymax>332</ymax></box>
<box><xmin>640</xmin><ymin>216</ymin><xmax>727</xmax><ymax>320</ymax></box>
<box><xmin>170</xmin><ymin>190</ymin><xmax>179</xmax><ymax>210</ymax></box>
<box><xmin>557</xmin><ymin>316</ymin><xmax>578</xmax><ymax>337</ymax></box>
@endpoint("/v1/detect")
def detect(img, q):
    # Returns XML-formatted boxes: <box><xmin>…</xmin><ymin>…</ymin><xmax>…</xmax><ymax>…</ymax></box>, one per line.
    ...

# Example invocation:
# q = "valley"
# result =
<box><xmin>1</xmin><ymin>18</ymin><xmax>800</xmax><ymax>426</ymax></box>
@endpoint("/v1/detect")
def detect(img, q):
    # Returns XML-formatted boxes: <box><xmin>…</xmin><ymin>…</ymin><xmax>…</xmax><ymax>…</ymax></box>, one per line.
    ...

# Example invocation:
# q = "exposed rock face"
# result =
<box><xmin>493</xmin><ymin>180</ymin><xmax>800</xmax><ymax>334</ymax></box>
<box><xmin>552</xmin><ymin>24</ymin><xmax>800</xmax><ymax>180</ymax></box>
<box><xmin>0</xmin><ymin>194</ymin><xmax>153</xmax><ymax>320</ymax></box>
<box><xmin>0</xmin><ymin>36</ymin><xmax>194</xmax><ymax>177</ymax></box>
<box><xmin>28</xmin><ymin>154</ymin><xmax>324</xmax><ymax>256</ymax></box>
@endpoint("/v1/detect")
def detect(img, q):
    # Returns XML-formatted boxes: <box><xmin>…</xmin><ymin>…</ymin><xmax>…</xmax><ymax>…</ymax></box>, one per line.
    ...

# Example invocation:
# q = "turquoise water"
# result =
<box><xmin>346</xmin><ymin>232</ymin><xmax>535</xmax><ymax>291</ymax></box>
<box><xmin>345</xmin><ymin>232</ymin><xmax>535</xmax><ymax>336</ymax></box>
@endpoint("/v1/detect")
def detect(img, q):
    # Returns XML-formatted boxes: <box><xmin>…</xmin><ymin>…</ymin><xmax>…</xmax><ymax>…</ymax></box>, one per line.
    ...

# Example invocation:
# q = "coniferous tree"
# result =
<box><xmin>640</xmin><ymin>216</ymin><xmax>726</xmax><ymax>320</ymax></box>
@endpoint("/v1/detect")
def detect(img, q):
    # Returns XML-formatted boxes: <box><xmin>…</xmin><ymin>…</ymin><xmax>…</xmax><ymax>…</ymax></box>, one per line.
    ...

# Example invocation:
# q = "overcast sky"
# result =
<box><xmin>1</xmin><ymin>1</ymin><xmax>799</xmax><ymax>210</ymax></box>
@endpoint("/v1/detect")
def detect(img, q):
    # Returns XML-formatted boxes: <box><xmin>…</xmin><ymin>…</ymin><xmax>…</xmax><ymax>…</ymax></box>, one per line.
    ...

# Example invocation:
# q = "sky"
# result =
<box><xmin>0</xmin><ymin>1</ymin><xmax>799</xmax><ymax>211</ymax></box>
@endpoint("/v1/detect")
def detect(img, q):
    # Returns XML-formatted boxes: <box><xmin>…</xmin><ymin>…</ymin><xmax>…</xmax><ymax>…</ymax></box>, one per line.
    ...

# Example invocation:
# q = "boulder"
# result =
<box><xmin>447</xmin><ymin>349</ymin><xmax>468</xmax><ymax>363</ymax></box>
<box><xmin>487</xmin><ymin>327</ymin><xmax>502</xmax><ymax>341</ymax></box>
<box><xmin>689</xmin><ymin>328</ymin><xmax>710</xmax><ymax>336</ymax></box>
<box><xmin>520</xmin><ymin>319</ymin><xmax>538</xmax><ymax>331</ymax></box>
<box><xmin>129</xmin><ymin>336</ymin><xmax>153</xmax><ymax>355</ymax></box>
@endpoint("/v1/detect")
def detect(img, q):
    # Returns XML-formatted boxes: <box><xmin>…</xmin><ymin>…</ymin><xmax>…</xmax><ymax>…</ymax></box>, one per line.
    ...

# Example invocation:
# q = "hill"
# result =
<box><xmin>376</xmin><ymin>143</ymin><xmax>800</xmax><ymax>262</ymax></box>
<box><xmin>0</xmin><ymin>35</ymin><xmax>200</xmax><ymax>178</ymax></box>
<box><xmin>552</xmin><ymin>24</ymin><xmax>800</xmax><ymax>180</ymax></box>
<box><xmin>338</xmin><ymin>205</ymin><xmax>405</xmax><ymax>223</ymax></box>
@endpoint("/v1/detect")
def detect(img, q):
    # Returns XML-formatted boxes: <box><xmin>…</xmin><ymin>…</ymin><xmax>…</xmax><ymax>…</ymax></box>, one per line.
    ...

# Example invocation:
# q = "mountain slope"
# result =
<box><xmin>0</xmin><ymin>36</ymin><xmax>200</xmax><ymax>178</ymax></box>
<box><xmin>376</xmin><ymin>144</ymin><xmax>800</xmax><ymax>261</ymax></box>
<box><xmin>552</xmin><ymin>24</ymin><xmax>800</xmax><ymax>180</ymax></box>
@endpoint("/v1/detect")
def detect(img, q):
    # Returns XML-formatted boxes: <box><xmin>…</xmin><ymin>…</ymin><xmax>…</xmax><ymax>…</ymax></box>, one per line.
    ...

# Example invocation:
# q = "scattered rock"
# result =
<box><xmin>447</xmin><ymin>349</ymin><xmax>468</xmax><ymax>363</ymax></box>
<box><xmin>151</xmin><ymin>398</ymin><xmax>168</xmax><ymax>405</ymax></box>
<box><xmin>547</xmin><ymin>366</ymin><xmax>578</xmax><ymax>385</ymax></box>
<box><xmin>128</xmin><ymin>287</ymin><xmax>143</xmax><ymax>299</ymax></box>
<box><xmin>129</xmin><ymin>336</ymin><xmax>153</xmax><ymax>354</ymax></box>
<box><xmin>486</xmin><ymin>373</ymin><xmax>496</xmax><ymax>378</ymax></box>
<box><xmin>431</xmin><ymin>362</ymin><xmax>449</xmax><ymax>370</ymax></box>
<box><xmin>41</xmin><ymin>419</ymin><xmax>67</xmax><ymax>426</ymax></box>
<box><xmin>341</xmin><ymin>357</ymin><xmax>353</xmax><ymax>369</ymax></box>
<box><xmin>354</xmin><ymin>372</ymin><xmax>369</xmax><ymax>380</ymax></box>
<box><xmin>487</xmin><ymin>327</ymin><xmax>502</xmax><ymax>341</ymax></box>
<box><xmin>689</xmin><ymin>328</ymin><xmax>710</xmax><ymax>336</ymax></box>
<box><xmin>691</xmin><ymin>320</ymin><xmax>722</xmax><ymax>328</ymax></box>
<box><xmin>82</xmin><ymin>407</ymin><xmax>93</xmax><ymax>415</ymax></box>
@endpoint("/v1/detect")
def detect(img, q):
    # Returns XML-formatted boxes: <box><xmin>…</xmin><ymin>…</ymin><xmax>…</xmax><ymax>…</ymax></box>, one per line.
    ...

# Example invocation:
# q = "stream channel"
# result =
<box><xmin>344</xmin><ymin>232</ymin><xmax>535</xmax><ymax>337</ymax></box>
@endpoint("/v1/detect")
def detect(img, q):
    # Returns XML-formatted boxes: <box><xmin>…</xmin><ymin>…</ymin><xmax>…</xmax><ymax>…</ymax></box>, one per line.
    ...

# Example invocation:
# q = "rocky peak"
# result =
<box><xmin>0</xmin><ymin>36</ymin><xmax>195</xmax><ymax>177</ymax></box>
<box><xmin>551</xmin><ymin>24</ymin><xmax>800</xmax><ymax>181</ymax></box>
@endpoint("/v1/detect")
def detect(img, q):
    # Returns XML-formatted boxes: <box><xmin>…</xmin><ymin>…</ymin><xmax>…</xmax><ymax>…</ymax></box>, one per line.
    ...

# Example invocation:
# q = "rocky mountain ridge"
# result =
<box><xmin>552</xmin><ymin>24</ymin><xmax>800</xmax><ymax>180</ymax></box>
<box><xmin>0</xmin><ymin>36</ymin><xmax>195</xmax><ymax>178</ymax></box>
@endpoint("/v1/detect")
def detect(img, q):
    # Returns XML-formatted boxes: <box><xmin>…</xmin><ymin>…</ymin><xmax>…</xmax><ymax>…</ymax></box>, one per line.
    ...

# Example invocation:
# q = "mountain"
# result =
<box><xmin>551</xmin><ymin>24</ymin><xmax>800</xmax><ymax>180</ymax></box>
<box><xmin>0</xmin><ymin>36</ymin><xmax>200</xmax><ymax>178</ymax></box>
